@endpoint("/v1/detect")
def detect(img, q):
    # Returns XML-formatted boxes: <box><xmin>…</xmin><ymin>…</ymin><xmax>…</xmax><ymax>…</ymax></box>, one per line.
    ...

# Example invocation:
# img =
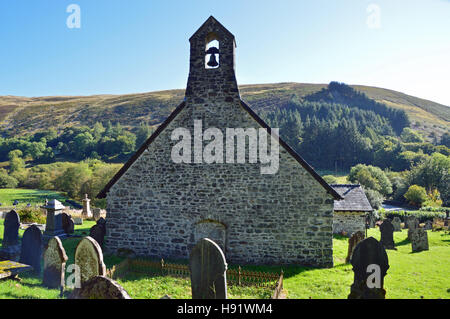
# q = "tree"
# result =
<box><xmin>0</xmin><ymin>169</ymin><xmax>18</xmax><ymax>188</ymax></box>
<box><xmin>348</xmin><ymin>164</ymin><xmax>392</xmax><ymax>196</ymax></box>
<box><xmin>135</xmin><ymin>123</ymin><xmax>154</xmax><ymax>149</ymax></box>
<box><xmin>404</xmin><ymin>185</ymin><xmax>428</xmax><ymax>207</ymax></box>
<box><xmin>363</xmin><ymin>188</ymin><xmax>384</xmax><ymax>210</ymax></box>
<box><xmin>401</xmin><ymin>127</ymin><xmax>424</xmax><ymax>143</ymax></box>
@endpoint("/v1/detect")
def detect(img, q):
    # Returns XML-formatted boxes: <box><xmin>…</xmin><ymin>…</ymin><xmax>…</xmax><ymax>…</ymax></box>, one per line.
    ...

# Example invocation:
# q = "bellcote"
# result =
<box><xmin>186</xmin><ymin>16</ymin><xmax>239</xmax><ymax>103</ymax></box>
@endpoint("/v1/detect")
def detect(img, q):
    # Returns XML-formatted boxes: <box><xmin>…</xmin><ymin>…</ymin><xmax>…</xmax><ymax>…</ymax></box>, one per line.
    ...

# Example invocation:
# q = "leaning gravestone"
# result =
<box><xmin>74</xmin><ymin>236</ymin><xmax>106</xmax><ymax>286</ymax></box>
<box><xmin>189</xmin><ymin>238</ymin><xmax>227</xmax><ymax>299</ymax></box>
<box><xmin>410</xmin><ymin>228</ymin><xmax>429</xmax><ymax>253</ymax></box>
<box><xmin>345</xmin><ymin>231</ymin><xmax>365</xmax><ymax>264</ymax></box>
<box><xmin>348</xmin><ymin>237</ymin><xmax>389</xmax><ymax>299</ymax></box>
<box><xmin>19</xmin><ymin>225</ymin><xmax>43</xmax><ymax>274</ymax></box>
<box><xmin>0</xmin><ymin>210</ymin><xmax>21</xmax><ymax>261</ymax></box>
<box><xmin>392</xmin><ymin>217</ymin><xmax>401</xmax><ymax>232</ymax></box>
<box><xmin>69</xmin><ymin>276</ymin><xmax>131</xmax><ymax>299</ymax></box>
<box><xmin>61</xmin><ymin>213</ymin><xmax>75</xmax><ymax>234</ymax></box>
<box><xmin>89</xmin><ymin>221</ymin><xmax>106</xmax><ymax>247</ymax></box>
<box><xmin>379</xmin><ymin>219</ymin><xmax>396</xmax><ymax>250</ymax></box>
<box><xmin>43</xmin><ymin>236</ymin><xmax>68</xmax><ymax>289</ymax></box>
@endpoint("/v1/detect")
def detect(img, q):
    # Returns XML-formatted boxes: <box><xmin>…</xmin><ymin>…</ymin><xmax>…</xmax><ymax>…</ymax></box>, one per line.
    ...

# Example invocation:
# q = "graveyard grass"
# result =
<box><xmin>0</xmin><ymin>219</ymin><xmax>449</xmax><ymax>299</ymax></box>
<box><xmin>0</xmin><ymin>189</ymin><xmax>68</xmax><ymax>209</ymax></box>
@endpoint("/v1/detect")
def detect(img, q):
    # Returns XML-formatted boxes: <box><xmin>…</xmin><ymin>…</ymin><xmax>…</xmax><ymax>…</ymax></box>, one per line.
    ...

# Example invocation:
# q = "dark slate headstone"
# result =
<box><xmin>61</xmin><ymin>213</ymin><xmax>75</xmax><ymax>234</ymax></box>
<box><xmin>89</xmin><ymin>224</ymin><xmax>106</xmax><ymax>247</ymax></box>
<box><xmin>43</xmin><ymin>236</ymin><xmax>68</xmax><ymax>289</ymax></box>
<box><xmin>345</xmin><ymin>231</ymin><xmax>365</xmax><ymax>264</ymax></box>
<box><xmin>410</xmin><ymin>228</ymin><xmax>429</xmax><ymax>253</ymax></box>
<box><xmin>97</xmin><ymin>217</ymin><xmax>106</xmax><ymax>228</ymax></box>
<box><xmin>19</xmin><ymin>225</ymin><xmax>43</xmax><ymax>274</ymax></box>
<box><xmin>379</xmin><ymin>219</ymin><xmax>396</xmax><ymax>250</ymax></box>
<box><xmin>0</xmin><ymin>210</ymin><xmax>21</xmax><ymax>261</ymax></box>
<box><xmin>189</xmin><ymin>238</ymin><xmax>227</xmax><ymax>299</ymax></box>
<box><xmin>348</xmin><ymin>237</ymin><xmax>389</xmax><ymax>299</ymax></box>
<box><xmin>69</xmin><ymin>276</ymin><xmax>131</xmax><ymax>299</ymax></box>
<box><xmin>74</xmin><ymin>236</ymin><xmax>106</xmax><ymax>286</ymax></box>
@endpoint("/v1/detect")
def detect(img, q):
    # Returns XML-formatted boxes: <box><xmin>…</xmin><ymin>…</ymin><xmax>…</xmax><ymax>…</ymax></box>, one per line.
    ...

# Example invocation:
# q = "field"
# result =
<box><xmin>0</xmin><ymin>218</ymin><xmax>448</xmax><ymax>299</ymax></box>
<box><xmin>0</xmin><ymin>189</ymin><xmax>69</xmax><ymax>210</ymax></box>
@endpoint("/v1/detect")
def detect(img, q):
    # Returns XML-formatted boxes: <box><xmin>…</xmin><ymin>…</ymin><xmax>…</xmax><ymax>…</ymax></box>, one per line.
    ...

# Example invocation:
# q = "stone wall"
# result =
<box><xmin>333</xmin><ymin>212</ymin><xmax>366</xmax><ymax>236</ymax></box>
<box><xmin>104</xmin><ymin>18</ymin><xmax>335</xmax><ymax>268</ymax></box>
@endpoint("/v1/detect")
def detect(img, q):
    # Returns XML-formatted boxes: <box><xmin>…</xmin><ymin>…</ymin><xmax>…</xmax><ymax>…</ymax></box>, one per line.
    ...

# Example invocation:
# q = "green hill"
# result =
<box><xmin>0</xmin><ymin>83</ymin><xmax>448</xmax><ymax>140</ymax></box>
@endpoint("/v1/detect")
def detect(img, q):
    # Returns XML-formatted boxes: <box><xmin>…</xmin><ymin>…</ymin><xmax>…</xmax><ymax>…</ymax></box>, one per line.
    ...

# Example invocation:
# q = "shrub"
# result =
<box><xmin>380</xmin><ymin>210</ymin><xmax>446</xmax><ymax>223</ymax></box>
<box><xmin>17</xmin><ymin>207</ymin><xmax>47</xmax><ymax>224</ymax></box>
<box><xmin>404</xmin><ymin>185</ymin><xmax>428</xmax><ymax>207</ymax></box>
<box><xmin>322</xmin><ymin>175</ymin><xmax>338</xmax><ymax>184</ymax></box>
<box><xmin>0</xmin><ymin>169</ymin><xmax>19</xmax><ymax>188</ymax></box>
<box><xmin>363</xmin><ymin>188</ymin><xmax>384</xmax><ymax>210</ymax></box>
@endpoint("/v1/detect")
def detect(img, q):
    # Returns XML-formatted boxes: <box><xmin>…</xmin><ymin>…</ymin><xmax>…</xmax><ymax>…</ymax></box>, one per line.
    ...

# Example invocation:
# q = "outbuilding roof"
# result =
<box><xmin>331</xmin><ymin>184</ymin><xmax>373</xmax><ymax>212</ymax></box>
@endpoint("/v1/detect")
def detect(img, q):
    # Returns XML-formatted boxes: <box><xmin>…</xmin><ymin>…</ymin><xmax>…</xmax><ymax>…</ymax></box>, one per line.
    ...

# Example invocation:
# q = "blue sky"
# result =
<box><xmin>0</xmin><ymin>0</ymin><xmax>449</xmax><ymax>106</ymax></box>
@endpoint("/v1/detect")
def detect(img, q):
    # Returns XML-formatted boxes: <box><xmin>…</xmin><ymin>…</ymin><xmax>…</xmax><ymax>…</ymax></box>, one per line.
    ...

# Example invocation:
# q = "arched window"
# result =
<box><xmin>205</xmin><ymin>33</ymin><xmax>220</xmax><ymax>69</ymax></box>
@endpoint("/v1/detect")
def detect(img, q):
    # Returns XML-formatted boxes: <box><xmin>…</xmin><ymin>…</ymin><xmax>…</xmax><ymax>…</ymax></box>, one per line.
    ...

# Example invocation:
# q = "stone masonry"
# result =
<box><xmin>99</xmin><ymin>17</ymin><xmax>340</xmax><ymax>267</ymax></box>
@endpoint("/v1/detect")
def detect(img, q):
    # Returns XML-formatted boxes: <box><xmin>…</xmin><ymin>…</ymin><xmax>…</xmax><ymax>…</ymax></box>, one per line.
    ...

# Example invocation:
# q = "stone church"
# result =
<box><xmin>98</xmin><ymin>16</ymin><xmax>342</xmax><ymax>267</ymax></box>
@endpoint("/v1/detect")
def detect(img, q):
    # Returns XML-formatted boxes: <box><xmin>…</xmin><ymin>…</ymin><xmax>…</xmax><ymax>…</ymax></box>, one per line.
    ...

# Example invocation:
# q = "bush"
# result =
<box><xmin>0</xmin><ymin>169</ymin><xmax>19</xmax><ymax>188</ymax></box>
<box><xmin>380</xmin><ymin>209</ymin><xmax>446</xmax><ymax>223</ymax></box>
<box><xmin>404</xmin><ymin>185</ymin><xmax>428</xmax><ymax>207</ymax></box>
<box><xmin>363</xmin><ymin>188</ymin><xmax>384</xmax><ymax>210</ymax></box>
<box><xmin>322</xmin><ymin>175</ymin><xmax>338</xmax><ymax>184</ymax></box>
<box><xmin>17</xmin><ymin>207</ymin><xmax>46</xmax><ymax>224</ymax></box>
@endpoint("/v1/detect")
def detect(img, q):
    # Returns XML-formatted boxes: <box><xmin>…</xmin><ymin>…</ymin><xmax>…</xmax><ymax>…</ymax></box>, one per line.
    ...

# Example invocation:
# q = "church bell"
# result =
<box><xmin>206</xmin><ymin>47</ymin><xmax>219</xmax><ymax>67</ymax></box>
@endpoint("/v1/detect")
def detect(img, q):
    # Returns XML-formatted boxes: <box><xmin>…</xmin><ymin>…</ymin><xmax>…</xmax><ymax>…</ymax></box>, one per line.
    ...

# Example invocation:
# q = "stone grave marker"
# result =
<box><xmin>345</xmin><ymin>231</ymin><xmax>365</xmax><ymax>264</ymax></box>
<box><xmin>407</xmin><ymin>216</ymin><xmax>419</xmax><ymax>240</ymax></box>
<box><xmin>82</xmin><ymin>194</ymin><xmax>92</xmax><ymax>218</ymax></box>
<box><xmin>19</xmin><ymin>225</ymin><xmax>43</xmax><ymax>274</ymax></box>
<box><xmin>74</xmin><ymin>236</ymin><xmax>106</xmax><ymax>286</ymax></box>
<box><xmin>43</xmin><ymin>236</ymin><xmax>68</xmax><ymax>289</ymax></box>
<box><xmin>73</xmin><ymin>217</ymin><xmax>83</xmax><ymax>225</ymax></box>
<box><xmin>61</xmin><ymin>213</ymin><xmax>75</xmax><ymax>235</ymax></box>
<box><xmin>410</xmin><ymin>228</ymin><xmax>429</xmax><ymax>253</ymax></box>
<box><xmin>89</xmin><ymin>221</ymin><xmax>106</xmax><ymax>247</ymax></box>
<box><xmin>0</xmin><ymin>210</ymin><xmax>21</xmax><ymax>261</ymax></box>
<box><xmin>348</xmin><ymin>237</ymin><xmax>389</xmax><ymax>299</ymax></box>
<box><xmin>189</xmin><ymin>238</ymin><xmax>227</xmax><ymax>299</ymax></box>
<box><xmin>93</xmin><ymin>208</ymin><xmax>101</xmax><ymax>221</ymax></box>
<box><xmin>392</xmin><ymin>217</ymin><xmax>401</xmax><ymax>232</ymax></box>
<box><xmin>379</xmin><ymin>219</ymin><xmax>396</xmax><ymax>250</ymax></box>
<box><xmin>69</xmin><ymin>276</ymin><xmax>131</xmax><ymax>299</ymax></box>
<box><xmin>423</xmin><ymin>220</ymin><xmax>433</xmax><ymax>231</ymax></box>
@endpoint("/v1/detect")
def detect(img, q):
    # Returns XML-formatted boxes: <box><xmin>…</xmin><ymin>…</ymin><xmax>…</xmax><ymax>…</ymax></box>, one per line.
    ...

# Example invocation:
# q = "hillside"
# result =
<box><xmin>0</xmin><ymin>83</ymin><xmax>448</xmax><ymax>139</ymax></box>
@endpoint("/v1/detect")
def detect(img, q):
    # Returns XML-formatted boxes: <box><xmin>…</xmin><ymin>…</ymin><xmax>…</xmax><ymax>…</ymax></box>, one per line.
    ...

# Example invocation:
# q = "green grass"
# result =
<box><xmin>0</xmin><ymin>188</ymin><xmax>69</xmax><ymax>210</ymax></box>
<box><xmin>0</xmin><ymin>218</ymin><xmax>448</xmax><ymax>299</ymax></box>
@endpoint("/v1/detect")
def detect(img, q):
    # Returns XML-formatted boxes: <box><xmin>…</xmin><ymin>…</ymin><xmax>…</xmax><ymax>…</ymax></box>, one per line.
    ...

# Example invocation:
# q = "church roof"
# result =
<box><xmin>331</xmin><ymin>184</ymin><xmax>373</xmax><ymax>212</ymax></box>
<box><xmin>97</xmin><ymin>99</ymin><xmax>343</xmax><ymax>200</ymax></box>
<box><xmin>189</xmin><ymin>16</ymin><xmax>235</xmax><ymax>43</ymax></box>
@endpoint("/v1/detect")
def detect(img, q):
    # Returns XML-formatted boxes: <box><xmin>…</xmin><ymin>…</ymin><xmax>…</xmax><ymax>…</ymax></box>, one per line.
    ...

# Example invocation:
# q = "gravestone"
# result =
<box><xmin>89</xmin><ymin>219</ymin><xmax>106</xmax><ymax>247</ymax></box>
<box><xmin>379</xmin><ymin>219</ymin><xmax>396</xmax><ymax>250</ymax></box>
<box><xmin>19</xmin><ymin>225</ymin><xmax>43</xmax><ymax>274</ymax></box>
<box><xmin>73</xmin><ymin>217</ymin><xmax>83</xmax><ymax>225</ymax></box>
<box><xmin>189</xmin><ymin>238</ymin><xmax>227</xmax><ymax>299</ymax></box>
<box><xmin>43</xmin><ymin>236</ymin><xmax>68</xmax><ymax>289</ymax></box>
<box><xmin>42</xmin><ymin>199</ymin><xmax>66</xmax><ymax>242</ymax></box>
<box><xmin>74</xmin><ymin>236</ymin><xmax>106</xmax><ymax>286</ymax></box>
<box><xmin>407</xmin><ymin>216</ymin><xmax>419</xmax><ymax>240</ymax></box>
<box><xmin>0</xmin><ymin>210</ymin><xmax>21</xmax><ymax>261</ymax></box>
<box><xmin>69</xmin><ymin>276</ymin><xmax>131</xmax><ymax>299</ymax></box>
<box><xmin>410</xmin><ymin>228</ymin><xmax>429</xmax><ymax>253</ymax></box>
<box><xmin>345</xmin><ymin>231</ymin><xmax>365</xmax><ymax>264</ymax></box>
<box><xmin>61</xmin><ymin>213</ymin><xmax>75</xmax><ymax>234</ymax></box>
<box><xmin>423</xmin><ymin>220</ymin><xmax>433</xmax><ymax>231</ymax></box>
<box><xmin>392</xmin><ymin>217</ymin><xmax>401</xmax><ymax>232</ymax></box>
<box><xmin>93</xmin><ymin>208</ymin><xmax>101</xmax><ymax>221</ymax></box>
<box><xmin>82</xmin><ymin>194</ymin><xmax>92</xmax><ymax>218</ymax></box>
<box><xmin>348</xmin><ymin>237</ymin><xmax>389</xmax><ymax>299</ymax></box>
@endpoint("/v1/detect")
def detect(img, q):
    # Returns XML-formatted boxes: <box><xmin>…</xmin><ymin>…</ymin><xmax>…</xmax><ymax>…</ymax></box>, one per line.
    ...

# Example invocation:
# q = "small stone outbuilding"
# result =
<box><xmin>331</xmin><ymin>184</ymin><xmax>373</xmax><ymax>236</ymax></box>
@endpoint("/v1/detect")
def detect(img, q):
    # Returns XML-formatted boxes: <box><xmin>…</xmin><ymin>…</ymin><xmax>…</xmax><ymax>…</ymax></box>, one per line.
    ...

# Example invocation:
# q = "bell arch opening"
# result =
<box><xmin>205</xmin><ymin>32</ymin><xmax>220</xmax><ymax>69</ymax></box>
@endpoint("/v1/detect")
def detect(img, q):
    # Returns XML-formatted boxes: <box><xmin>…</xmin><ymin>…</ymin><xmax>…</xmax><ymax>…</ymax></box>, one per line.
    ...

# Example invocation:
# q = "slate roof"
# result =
<box><xmin>331</xmin><ymin>184</ymin><xmax>373</xmax><ymax>212</ymax></box>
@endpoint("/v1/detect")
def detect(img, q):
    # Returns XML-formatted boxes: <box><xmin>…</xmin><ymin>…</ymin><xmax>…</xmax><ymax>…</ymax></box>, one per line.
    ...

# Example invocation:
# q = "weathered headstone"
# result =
<box><xmin>74</xmin><ymin>236</ymin><xmax>106</xmax><ymax>286</ymax></box>
<box><xmin>19</xmin><ymin>225</ymin><xmax>43</xmax><ymax>274</ymax></box>
<box><xmin>379</xmin><ymin>219</ymin><xmax>396</xmax><ymax>250</ymax></box>
<box><xmin>61</xmin><ymin>213</ymin><xmax>75</xmax><ymax>234</ymax></box>
<box><xmin>82</xmin><ymin>194</ymin><xmax>92</xmax><ymax>218</ymax></box>
<box><xmin>348</xmin><ymin>237</ymin><xmax>389</xmax><ymax>299</ymax></box>
<box><xmin>69</xmin><ymin>276</ymin><xmax>131</xmax><ymax>299</ymax></box>
<box><xmin>345</xmin><ymin>231</ymin><xmax>365</xmax><ymax>264</ymax></box>
<box><xmin>410</xmin><ymin>228</ymin><xmax>429</xmax><ymax>253</ymax></box>
<box><xmin>423</xmin><ymin>220</ymin><xmax>433</xmax><ymax>231</ymax></box>
<box><xmin>0</xmin><ymin>210</ymin><xmax>21</xmax><ymax>261</ymax></box>
<box><xmin>391</xmin><ymin>217</ymin><xmax>401</xmax><ymax>232</ymax></box>
<box><xmin>43</xmin><ymin>236</ymin><xmax>68</xmax><ymax>289</ymax></box>
<box><xmin>189</xmin><ymin>238</ymin><xmax>227</xmax><ymax>299</ymax></box>
<box><xmin>407</xmin><ymin>216</ymin><xmax>419</xmax><ymax>240</ymax></box>
<box><xmin>89</xmin><ymin>221</ymin><xmax>106</xmax><ymax>247</ymax></box>
<box><xmin>73</xmin><ymin>217</ymin><xmax>83</xmax><ymax>225</ymax></box>
<box><xmin>93</xmin><ymin>208</ymin><xmax>101</xmax><ymax>221</ymax></box>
